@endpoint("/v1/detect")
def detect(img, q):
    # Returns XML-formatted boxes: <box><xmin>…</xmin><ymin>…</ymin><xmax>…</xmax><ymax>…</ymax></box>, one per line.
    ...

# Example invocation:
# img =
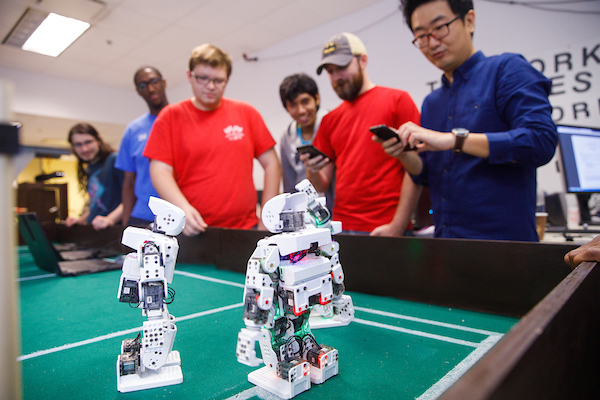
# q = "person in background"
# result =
<box><xmin>115</xmin><ymin>66</ymin><xmax>168</xmax><ymax>227</ymax></box>
<box><xmin>279</xmin><ymin>73</ymin><xmax>333</xmax><ymax>210</ymax></box>
<box><xmin>564</xmin><ymin>235</ymin><xmax>600</xmax><ymax>268</ymax></box>
<box><xmin>302</xmin><ymin>32</ymin><xmax>422</xmax><ymax>236</ymax></box>
<box><xmin>66</xmin><ymin>123</ymin><xmax>124</xmax><ymax>230</ymax></box>
<box><xmin>144</xmin><ymin>44</ymin><xmax>281</xmax><ymax>236</ymax></box>
<box><xmin>380</xmin><ymin>0</ymin><xmax>557</xmax><ymax>241</ymax></box>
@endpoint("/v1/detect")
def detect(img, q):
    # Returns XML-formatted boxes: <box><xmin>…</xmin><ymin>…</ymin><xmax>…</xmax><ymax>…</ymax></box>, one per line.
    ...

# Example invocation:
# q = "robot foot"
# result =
<box><xmin>309</xmin><ymin>295</ymin><xmax>354</xmax><ymax>329</ymax></box>
<box><xmin>117</xmin><ymin>350</ymin><xmax>183</xmax><ymax>393</ymax></box>
<box><xmin>307</xmin><ymin>345</ymin><xmax>338</xmax><ymax>384</ymax></box>
<box><xmin>248</xmin><ymin>359</ymin><xmax>311</xmax><ymax>399</ymax></box>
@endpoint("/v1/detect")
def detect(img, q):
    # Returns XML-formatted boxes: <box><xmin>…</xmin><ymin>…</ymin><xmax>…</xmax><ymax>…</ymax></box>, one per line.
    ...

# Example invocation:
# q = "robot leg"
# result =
<box><xmin>298</xmin><ymin>320</ymin><xmax>339</xmax><ymax>385</ymax></box>
<box><xmin>245</xmin><ymin>326</ymin><xmax>311</xmax><ymax>399</ymax></box>
<box><xmin>116</xmin><ymin>314</ymin><xmax>182</xmax><ymax>393</ymax></box>
<box><xmin>306</xmin><ymin>344</ymin><xmax>339</xmax><ymax>384</ymax></box>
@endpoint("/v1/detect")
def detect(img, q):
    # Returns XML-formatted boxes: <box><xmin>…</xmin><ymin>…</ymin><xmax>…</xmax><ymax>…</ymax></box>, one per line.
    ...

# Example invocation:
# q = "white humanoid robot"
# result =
<box><xmin>115</xmin><ymin>197</ymin><xmax>186</xmax><ymax>393</ymax></box>
<box><xmin>236</xmin><ymin>179</ymin><xmax>354</xmax><ymax>399</ymax></box>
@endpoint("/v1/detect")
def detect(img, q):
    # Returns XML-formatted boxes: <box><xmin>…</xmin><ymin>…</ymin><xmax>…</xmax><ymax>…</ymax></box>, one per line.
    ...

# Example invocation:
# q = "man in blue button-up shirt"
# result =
<box><xmin>376</xmin><ymin>0</ymin><xmax>557</xmax><ymax>241</ymax></box>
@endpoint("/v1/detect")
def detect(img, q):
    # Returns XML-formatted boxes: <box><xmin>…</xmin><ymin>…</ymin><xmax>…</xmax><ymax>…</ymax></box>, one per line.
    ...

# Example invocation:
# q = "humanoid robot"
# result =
<box><xmin>115</xmin><ymin>197</ymin><xmax>185</xmax><ymax>393</ymax></box>
<box><xmin>236</xmin><ymin>179</ymin><xmax>354</xmax><ymax>399</ymax></box>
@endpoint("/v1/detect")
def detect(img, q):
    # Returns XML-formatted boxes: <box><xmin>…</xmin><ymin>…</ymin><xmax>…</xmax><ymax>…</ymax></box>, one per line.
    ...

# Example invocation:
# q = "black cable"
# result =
<box><xmin>243</xmin><ymin>8</ymin><xmax>401</xmax><ymax>62</ymax></box>
<box><xmin>128</xmin><ymin>293</ymin><xmax>140</xmax><ymax>308</ymax></box>
<box><xmin>283</xmin><ymin>335</ymin><xmax>302</xmax><ymax>361</ymax></box>
<box><xmin>164</xmin><ymin>287</ymin><xmax>176</xmax><ymax>304</ymax></box>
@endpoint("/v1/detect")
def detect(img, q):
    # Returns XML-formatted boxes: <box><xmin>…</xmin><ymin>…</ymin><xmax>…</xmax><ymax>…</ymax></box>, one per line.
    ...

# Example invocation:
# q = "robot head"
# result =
<box><xmin>148</xmin><ymin>197</ymin><xmax>186</xmax><ymax>236</ymax></box>
<box><xmin>262</xmin><ymin>192</ymin><xmax>307</xmax><ymax>233</ymax></box>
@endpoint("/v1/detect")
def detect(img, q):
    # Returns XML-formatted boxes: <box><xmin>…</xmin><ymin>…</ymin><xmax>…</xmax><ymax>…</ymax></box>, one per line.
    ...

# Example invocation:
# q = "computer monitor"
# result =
<box><xmin>557</xmin><ymin>124</ymin><xmax>600</xmax><ymax>225</ymax></box>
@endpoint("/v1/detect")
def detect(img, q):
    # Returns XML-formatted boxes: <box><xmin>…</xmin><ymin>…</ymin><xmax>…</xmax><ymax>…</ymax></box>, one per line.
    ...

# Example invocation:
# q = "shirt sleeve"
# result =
<box><xmin>280</xmin><ymin>125</ymin><xmax>298</xmax><ymax>193</ymax></box>
<box><xmin>109</xmin><ymin>153</ymin><xmax>125</xmax><ymax>190</ymax></box>
<box><xmin>312</xmin><ymin>115</ymin><xmax>335</xmax><ymax>162</ymax></box>
<box><xmin>143</xmin><ymin>106</ymin><xmax>174</xmax><ymax>166</ymax></box>
<box><xmin>115</xmin><ymin>126</ymin><xmax>135</xmax><ymax>172</ymax></box>
<box><xmin>393</xmin><ymin>91</ymin><xmax>421</xmax><ymax>128</ymax></box>
<box><xmin>248</xmin><ymin>105</ymin><xmax>276</xmax><ymax>158</ymax></box>
<box><xmin>486</xmin><ymin>54</ymin><xmax>557</xmax><ymax>168</ymax></box>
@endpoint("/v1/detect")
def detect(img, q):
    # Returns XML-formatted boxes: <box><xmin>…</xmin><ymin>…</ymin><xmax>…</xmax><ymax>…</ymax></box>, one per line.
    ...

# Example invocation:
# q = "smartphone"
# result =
<box><xmin>370</xmin><ymin>124</ymin><xmax>399</xmax><ymax>141</ymax></box>
<box><xmin>297</xmin><ymin>145</ymin><xmax>328</xmax><ymax>159</ymax></box>
<box><xmin>369</xmin><ymin>124</ymin><xmax>416</xmax><ymax>151</ymax></box>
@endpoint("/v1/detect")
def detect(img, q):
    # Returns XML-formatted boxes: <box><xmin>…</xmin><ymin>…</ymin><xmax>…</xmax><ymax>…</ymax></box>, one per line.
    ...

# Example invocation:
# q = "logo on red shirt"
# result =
<box><xmin>223</xmin><ymin>125</ymin><xmax>245</xmax><ymax>141</ymax></box>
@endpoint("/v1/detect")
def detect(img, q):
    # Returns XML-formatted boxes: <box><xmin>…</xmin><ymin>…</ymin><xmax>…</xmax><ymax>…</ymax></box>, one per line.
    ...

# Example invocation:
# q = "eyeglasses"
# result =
<box><xmin>136</xmin><ymin>77</ymin><xmax>163</xmax><ymax>91</ymax></box>
<box><xmin>72</xmin><ymin>139</ymin><xmax>96</xmax><ymax>149</ymax></box>
<box><xmin>412</xmin><ymin>16</ymin><xmax>460</xmax><ymax>49</ymax></box>
<box><xmin>190</xmin><ymin>71</ymin><xmax>227</xmax><ymax>87</ymax></box>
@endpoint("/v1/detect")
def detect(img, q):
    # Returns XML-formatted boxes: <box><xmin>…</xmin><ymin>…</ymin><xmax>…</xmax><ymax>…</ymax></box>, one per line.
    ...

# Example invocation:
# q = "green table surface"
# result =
<box><xmin>17</xmin><ymin>248</ymin><xmax>517</xmax><ymax>399</ymax></box>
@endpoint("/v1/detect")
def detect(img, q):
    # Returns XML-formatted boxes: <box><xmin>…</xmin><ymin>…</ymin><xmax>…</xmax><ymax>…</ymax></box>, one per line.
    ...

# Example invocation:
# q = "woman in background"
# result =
<box><xmin>66</xmin><ymin>123</ymin><xmax>124</xmax><ymax>230</ymax></box>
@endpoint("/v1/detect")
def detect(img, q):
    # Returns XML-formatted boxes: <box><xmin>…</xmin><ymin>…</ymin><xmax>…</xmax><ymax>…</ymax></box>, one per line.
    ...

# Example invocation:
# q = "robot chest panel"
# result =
<box><xmin>279</xmin><ymin>258</ymin><xmax>334</xmax><ymax>315</ymax></box>
<box><xmin>279</xmin><ymin>257</ymin><xmax>330</xmax><ymax>285</ymax></box>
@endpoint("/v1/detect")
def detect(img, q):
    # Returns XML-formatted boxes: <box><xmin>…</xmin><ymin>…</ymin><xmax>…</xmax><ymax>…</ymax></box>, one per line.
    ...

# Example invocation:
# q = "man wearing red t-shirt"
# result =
<box><xmin>144</xmin><ymin>44</ymin><xmax>281</xmax><ymax>235</ymax></box>
<box><xmin>302</xmin><ymin>33</ymin><xmax>421</xmax><ymax>235</ymax></box>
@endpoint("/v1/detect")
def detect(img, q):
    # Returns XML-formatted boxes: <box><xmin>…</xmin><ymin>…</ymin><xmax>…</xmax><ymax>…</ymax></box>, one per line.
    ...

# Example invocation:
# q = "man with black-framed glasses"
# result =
<box><xmin>144</xmin><ymin>44</ymin><xmax>281</xmax><ymax>235</ymax></box>
<box><xmin>376</xmin><ymin>0</ymin><xmax>557</xmax><ymax>241</ymax></box>
<box><xmin>115</xmin><ymin>66</ymin><xmax>168</xmax><ymax>228</ymax></box>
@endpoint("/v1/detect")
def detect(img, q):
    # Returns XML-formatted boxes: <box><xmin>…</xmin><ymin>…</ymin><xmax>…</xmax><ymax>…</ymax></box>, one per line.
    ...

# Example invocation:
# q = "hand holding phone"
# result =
<box><xmin>297</xmin><ymin>145</ymin><xmax>328</xmax><ymax>159</ymax></box>
<box><xmin>369</xmin><ymin>124</ymin><xmax>416</xmax><ymax>151</ymax></box>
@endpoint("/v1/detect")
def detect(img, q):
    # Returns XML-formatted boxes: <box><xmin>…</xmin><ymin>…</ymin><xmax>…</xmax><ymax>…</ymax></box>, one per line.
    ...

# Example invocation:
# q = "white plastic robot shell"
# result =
<box><xmin>295</xmin><ymin>179</ymin><xmax>319</xmax><ymax>202</ymax></box>
<box><xmin>121</xmin><ymin>227</ymin><xmax>179</xmax><ymax>284</ymax></box>
<box><xmin>148</xmin><ymin>197</ymin><xmax>186</xmax><ymax>236</ymax></box>
<box><xmin>261</xmin><ymin>192</ymin><xmax>307</xmax><ymax>233</ymax></box>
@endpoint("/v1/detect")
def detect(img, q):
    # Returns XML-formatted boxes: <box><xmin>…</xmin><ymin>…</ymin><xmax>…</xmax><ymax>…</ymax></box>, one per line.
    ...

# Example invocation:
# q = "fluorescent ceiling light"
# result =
<box><xmin>22</xmin><ymin>13</ymin><xmax>90</xmax><ymax>57</ymax></box>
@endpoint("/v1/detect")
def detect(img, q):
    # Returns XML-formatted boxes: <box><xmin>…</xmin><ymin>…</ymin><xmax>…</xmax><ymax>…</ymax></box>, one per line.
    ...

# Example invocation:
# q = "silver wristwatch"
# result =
<box><xmin>452</xmin><ymin>128</ymin><xmax>469</xmax><ymax>154</ymax></box>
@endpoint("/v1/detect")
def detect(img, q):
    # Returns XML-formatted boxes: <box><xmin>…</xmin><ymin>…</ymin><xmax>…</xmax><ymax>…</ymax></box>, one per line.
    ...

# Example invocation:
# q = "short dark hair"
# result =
<box><xmin>133</xmin><ymin>66</ymin><xmax>162</xmax><ymax>85</ymax></box>
<box><xmin>279</xmin><ymin>73</ymin><xmax>319</xmax><ymax>109</ymax></box>
<box><xmin>400</xmin><ymin>0</ymin><xmax>474</xmax><ymax>31</ymax></box>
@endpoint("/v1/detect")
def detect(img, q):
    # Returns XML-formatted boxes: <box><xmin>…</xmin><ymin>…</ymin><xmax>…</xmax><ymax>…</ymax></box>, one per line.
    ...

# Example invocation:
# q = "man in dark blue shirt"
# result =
<box><xmin>377</xmin><ymin>0</ymin><xmax>557</xmax><ymax>241</ymax></box>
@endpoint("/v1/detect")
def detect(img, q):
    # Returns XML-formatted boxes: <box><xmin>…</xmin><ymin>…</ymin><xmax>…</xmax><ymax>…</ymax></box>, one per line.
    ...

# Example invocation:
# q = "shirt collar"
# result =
<box><xmin>441</xmin><ymin>51</ymin><xmax>485</xmax><ymax>87</ymax></box>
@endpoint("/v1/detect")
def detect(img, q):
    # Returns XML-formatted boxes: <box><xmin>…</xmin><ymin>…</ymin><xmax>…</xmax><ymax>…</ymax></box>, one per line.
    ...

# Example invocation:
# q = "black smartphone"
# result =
<box><xmin>297</xmin><ymin>145</ymin><xmax>328</xmax><ymax>159</ymax></box>
<box><xmin>369</xmin><ymin>124</ymin><xmax>416</xmax><ymax>151</ymax></box>
<box><xmin>370</xmin><ymin>124</ymin><xmax>399</xmax><ymax>141</ymax></box>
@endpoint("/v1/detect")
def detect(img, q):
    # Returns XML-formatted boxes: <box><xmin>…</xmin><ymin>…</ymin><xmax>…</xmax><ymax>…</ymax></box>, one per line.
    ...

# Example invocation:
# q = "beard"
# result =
<box><xmin>333</xmin><ymin>68</ymin><xmax>363</xmax><ymax>101</ymax></box>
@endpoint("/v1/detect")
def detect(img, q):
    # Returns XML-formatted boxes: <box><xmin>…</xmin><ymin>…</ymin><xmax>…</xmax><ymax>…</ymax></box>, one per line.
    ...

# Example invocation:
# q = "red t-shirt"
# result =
<box><xmin>144</xmin><ymin>98</ymin><xmax>276</xmax><ymax>229</ymax></box>
<box><xmin>313</xmin><ymin>86</ymin><xmax>420</xmax><ymax>231</ymax></box>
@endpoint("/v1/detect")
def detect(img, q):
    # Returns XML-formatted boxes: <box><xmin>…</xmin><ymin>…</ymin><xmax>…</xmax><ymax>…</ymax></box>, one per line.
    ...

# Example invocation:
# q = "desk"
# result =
<box><xmin>19</xmin><ymin>225</ymin><xmax>599</xmax><ymax>399</ymax></box>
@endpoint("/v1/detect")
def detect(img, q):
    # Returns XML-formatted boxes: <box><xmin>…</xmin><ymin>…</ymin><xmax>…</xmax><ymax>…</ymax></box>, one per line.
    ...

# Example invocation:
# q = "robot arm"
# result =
<box><xmin>295</xmin><ymin>179</ymin><xmax>341</xmax><ymax>234</ymax></box>
<box><xmin>311</xmin><ymin>241</ymin><xmax>355</xmax><ymax>326</ymax></box>
<box><xmin>236</xmin><ymin>241</ymin><xmax>281</xmax><ymax>366</ymax></box>
<box><xmin>148</xmin><ymin>197</ymin><xmax>185</xmax><ymax>236</ymax></box>
<box><xmin>241</xmin><ymin>241</ymin><xmax>279</xmax><ymax>326</ymax></box>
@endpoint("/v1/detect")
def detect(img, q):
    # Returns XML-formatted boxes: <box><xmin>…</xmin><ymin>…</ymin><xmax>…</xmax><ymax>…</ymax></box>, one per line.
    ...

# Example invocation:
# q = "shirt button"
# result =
<box><xmin>448</xmin><ymin>115</ymin><xmax>453</xmax><ymax>120</ymax></box>
<box><xmin>442</xmin><ymin>198</ymin><xmax>447</xmax><ymax>202</ymax></box>
<box><xmin>474</xmin><ymin>104</ymin><xmax>479</xmax><ymax>109</ymax></box>
<box><xmin>443</xmin><ymin>169</ymin><xmax>448</xmax><ymax>173</ymax></box>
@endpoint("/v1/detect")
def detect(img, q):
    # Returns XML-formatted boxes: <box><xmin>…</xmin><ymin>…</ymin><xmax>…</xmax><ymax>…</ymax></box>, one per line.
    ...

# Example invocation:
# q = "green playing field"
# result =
<box><xmin>17</xmin><ymin>247</ymin><xmax>517</xmax><ymax>400</ymax></box>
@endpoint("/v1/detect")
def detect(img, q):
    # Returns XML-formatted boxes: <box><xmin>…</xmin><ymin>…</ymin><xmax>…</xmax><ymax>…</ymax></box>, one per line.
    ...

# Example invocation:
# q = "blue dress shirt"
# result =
<box><xmin>413</xmin><ymin>51</ymin><xmax>557</xmax><ymax>241</ymax></box>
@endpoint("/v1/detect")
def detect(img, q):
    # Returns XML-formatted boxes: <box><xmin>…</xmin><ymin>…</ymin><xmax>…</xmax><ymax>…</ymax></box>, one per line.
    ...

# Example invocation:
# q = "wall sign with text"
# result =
<box><xmin>422</xmin><ymin>39</ymin><xmax>600</xmax><ymax>128</ymax></box>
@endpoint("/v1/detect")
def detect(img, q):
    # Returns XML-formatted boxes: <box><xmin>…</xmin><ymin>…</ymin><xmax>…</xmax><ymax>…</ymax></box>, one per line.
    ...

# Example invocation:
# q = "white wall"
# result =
<box><xmin>0</xmin><ymin>66</ymin><xmax>145</xmax><ymax>125</ymax></box>
<box><xmin>3</xmin><ymin>0</ymin><xmax>599</xmax><ymax>202</ymax></box>
<box><xmin>216</xmin><ymin>0</ymin><xmax>600</xmax><ymax>194</ymax></box>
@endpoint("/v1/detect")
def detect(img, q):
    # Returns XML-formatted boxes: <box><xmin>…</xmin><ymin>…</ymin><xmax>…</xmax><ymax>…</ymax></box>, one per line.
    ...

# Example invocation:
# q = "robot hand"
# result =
<box><xmin>148</xmin><ymin>197</ymin><xmax>186</xmax><ymax>236</ymax></box>
<box><xmin>236</xmin><ymin>327</ymin><xmax>264</xmax><ymax>367</ymax></box>
<box><xmin>332</xmin><ymin>295</ymin><xmax>354</xmax><ymax>325</ymax></box>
